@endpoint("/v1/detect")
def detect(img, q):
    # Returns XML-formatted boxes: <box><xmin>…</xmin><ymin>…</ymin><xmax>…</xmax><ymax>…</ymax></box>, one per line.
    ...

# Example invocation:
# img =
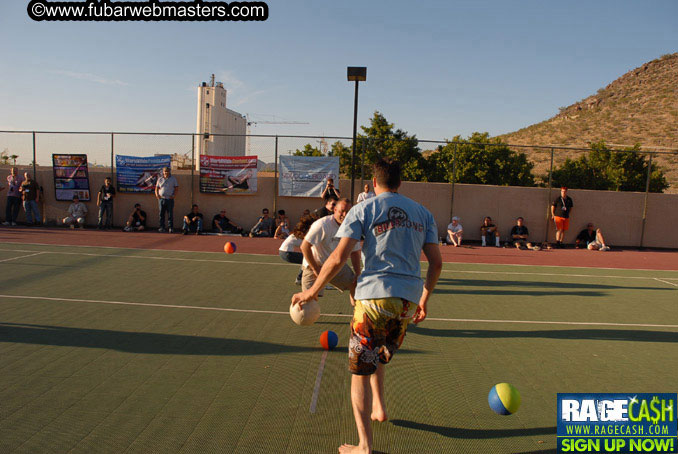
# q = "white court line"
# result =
<box><xmin>1</xmin><ymin>247</ymin><xmax>676</xmax><ymax>282</ymax></box>
<box><xmin>2</xmin><ymin>240</ymin><xmax>678</xmax><ymax>273</ymax></box>
<box><xmin>0</xmin><ymin>252</ymin><xmax>44</xmax><ymax>263</ymax></box>
<box><xmin>2</xmin><ymin>294</ymin><xmax>678</xmax><ymax>329</ymax></box>
<box><xmin>654</xmin><ymin>278</ymin><xmax>678</xmax><ymax>288</ymax></box>
<box><xmin>309</xmin><ymin>351</ymin><xmax>328</xmax><ymax>414</ymax></box>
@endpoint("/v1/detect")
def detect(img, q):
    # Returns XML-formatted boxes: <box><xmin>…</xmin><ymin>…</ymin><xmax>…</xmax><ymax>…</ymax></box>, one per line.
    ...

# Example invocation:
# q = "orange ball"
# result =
<box><xmin>224</xmin><ymin>242</ymin><xmax>236</xmax><ymax>254</ymax></box>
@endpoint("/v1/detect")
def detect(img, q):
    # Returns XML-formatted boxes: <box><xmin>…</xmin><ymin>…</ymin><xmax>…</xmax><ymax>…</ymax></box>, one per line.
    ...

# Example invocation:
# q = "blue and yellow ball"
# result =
<box><xmin>319</xmin><ymin>330</ymin><xmax>338</xmax><ymax>350</ymax></box>
<box><xmin>488</xmin><ymin>383</ymin><xmax>521</xmax><ymax>415</ymax></box>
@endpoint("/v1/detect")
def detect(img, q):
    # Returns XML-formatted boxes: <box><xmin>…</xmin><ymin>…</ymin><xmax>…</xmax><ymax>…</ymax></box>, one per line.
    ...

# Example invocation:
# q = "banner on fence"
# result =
<box><xmin>115</xmin><ymin>154</ymin><xmax>172</xmax><ymax>193</ymax></box>
<box><xmin>52</xmin><ymin>154</ymin><xmax>91</xmax><ymax>201</ymax></box>
<box><xmin>199</xmin><ymin>155</ymin><xmax>258</xmax><ymax>194</ymax></box>
<box><xmin>278</xmin><ymin>156</ymin><xmax>339</xmax><ymax>197</ymax></box>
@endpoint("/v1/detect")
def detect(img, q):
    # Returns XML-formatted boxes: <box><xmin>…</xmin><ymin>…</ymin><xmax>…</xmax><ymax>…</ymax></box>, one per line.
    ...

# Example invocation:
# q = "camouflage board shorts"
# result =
<box><xmin>349</xmin><ymin>297</ymin><xmax>416</xmax><ymax>375</ymax></box>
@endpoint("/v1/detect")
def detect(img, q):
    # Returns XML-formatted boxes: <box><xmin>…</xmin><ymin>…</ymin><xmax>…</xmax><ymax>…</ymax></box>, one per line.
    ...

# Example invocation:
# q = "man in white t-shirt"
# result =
<box><xmin>301</xmin><ymin>198</ymin><xmax>361</xmax><ymax>303</ymax></box>
<box><xmin>356</xmin><ymin>183</ymin><xmax>375</xmax><ymax>204</ymax></box>
<box><xmin>446</xmin><ymin>216</ymin><xmax>463</xmax><ymax>246</ymax></box>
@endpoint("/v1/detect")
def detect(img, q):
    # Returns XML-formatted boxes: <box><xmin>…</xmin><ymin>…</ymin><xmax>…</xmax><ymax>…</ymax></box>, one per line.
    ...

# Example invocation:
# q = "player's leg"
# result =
<box><xmin>370</xmin><ymin>363</ymin><xmax>387</xmax><ymax>422</ymax></box>
<box><xmin>340</xmin><ymin>374</ymin><xmax>373</xmax><ymax>454</ymax></box>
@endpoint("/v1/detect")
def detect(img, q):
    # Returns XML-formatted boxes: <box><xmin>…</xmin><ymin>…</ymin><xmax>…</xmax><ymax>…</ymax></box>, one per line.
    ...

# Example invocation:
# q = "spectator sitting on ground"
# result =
<box><xmin>63</xmin><ymin>195</ymin><xmax>87</xmax><ymax>229</ymax></box>
<box><xmin>275</xmin><ymin>209</ymin><xmax>289</xmax><ymax>229</ymax></box>
<box><xmin>576</xmin><ymin>223</ymin><xmax>610</xmax><ymax>251</ymax></box>
<box><xmin>182</xmin><ymin>204</ymin><xmax>203</xmax><ymax>235</ymax></box>
<box><xmin>249</xmin><ymin>208</ymin><xmax>275</xmax><ymax>237</ymax></box>
<box><xmin>313</xmin><ymin>195</ymin><xmax>337</xmax><ymax>219</ymax></box>
<box><xmin>274</xmin><ymin>217</ymin><xmax>290</xmax><ymax>239</ymax></box>
<box><xmin>510</xmin><ymin>216</ymin><xmax>535</xmax><ymax>250</ymax></box>
<box><xmin>302</xmin><ymin>209</ymin><xmax>311</xmax><ymax>217</ymax></box>
<box><xmin>279</xmin><ymin>214</ymin><xmax>316</xmax><ymax>285</ymax></box>
<box><xmin>356</xmin><ymin>183</ymin><xmax>375</xmax><ymax>204</ymax></box>
<box><xmin>212</xmin><ymin>209</ymin><xmax>244</xmax><ymax>235</ymax></box>
<box><xmin>124</xmin><ymin>203</ymin><xmax>146</xmax><ymax>231</ymax></box>
<box><xmin>320</xmin><ymin>177</ymin><xmax>340</xmax><ymax>200</ymax></box>
<box><xmin>445</xmin><ymin>216</ymin><xmax>463</xmax><ymax>246</ymax></box>
<box><xmin>480</xmin><ymin>216</ymin><xmax>501</xmax><ymax>247</ymax></box>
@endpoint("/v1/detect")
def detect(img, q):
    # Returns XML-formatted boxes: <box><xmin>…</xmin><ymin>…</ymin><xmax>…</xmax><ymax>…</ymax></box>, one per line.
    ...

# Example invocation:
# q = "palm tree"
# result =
<box><xmin>0</xmin><ymin>156</ymin><xmax>8</xmax><ymax>165</ymax></box>
<box><xmin>10</xmin><ymin>155</ymin><xmax>18</xmax><ymax>165</ymax></box>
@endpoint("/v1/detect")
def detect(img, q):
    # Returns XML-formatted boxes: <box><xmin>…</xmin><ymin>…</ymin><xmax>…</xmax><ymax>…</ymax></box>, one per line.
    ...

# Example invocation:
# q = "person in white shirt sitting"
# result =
<box><xmin>63</xmin><ymin>195</ymin><xmax>88</xmax><ymax>229</ymax></box>
<box><xmin>445</xmin><ymin>216</ymin><xmax>463</xmax><ymax>246</ymax></box>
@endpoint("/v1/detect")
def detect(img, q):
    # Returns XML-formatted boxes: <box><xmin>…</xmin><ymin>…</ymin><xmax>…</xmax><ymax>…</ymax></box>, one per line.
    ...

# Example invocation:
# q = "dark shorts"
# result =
<box><xmin>279</xmin><ymin>250</ymin><xmax>303</xmax><ymax>264</ymax></box>
<box><xmin>348</xmin><ymin>298</ymin><xmax>416</xmax><ymax>376</ymax></box>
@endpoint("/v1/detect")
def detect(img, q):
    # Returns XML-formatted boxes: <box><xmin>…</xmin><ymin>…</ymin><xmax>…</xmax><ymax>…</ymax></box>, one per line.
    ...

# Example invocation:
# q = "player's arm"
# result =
<box><xmin>412</xmin><ymin>242</ymin><xmax>443</xmax><ymax>325</ymax></box>
<box><xmin>551</xmin><ymin>203</ymin><xmax>556</xmax><ymax>218</ymax></box>
<box><xmin>300</xmin><ymin>239</ymin><xmax>321</xmax><ymax>276</ymax></box>
<box><xmin>293</xmin><ymin>237</ymin><xmax>358</xmax><ymax>306</ymax></box>
<box><xmin>349</xmin><ymin>249</ymin><xmax>361</xmax><ymax>277</ymax></box>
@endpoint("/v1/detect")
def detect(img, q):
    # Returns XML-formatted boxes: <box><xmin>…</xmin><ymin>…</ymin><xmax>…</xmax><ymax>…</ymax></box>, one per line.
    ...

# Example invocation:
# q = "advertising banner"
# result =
<box><xmin>115</xmin><ymin>154</ymin><xmax>171</xmax><ymax>193</ymax></box>
<box><xmin>199</xmin><ymin>155</ymin><xmax>258</xmax><ymax>194</ymax></box>
<box><xmin>52</xmin><ymin>154</ymin><xmax>91</xmax><ymax>201</ymax></box>
<box><xmin>557</xmin><ymin>393</ymin><xmax>677</xmax><ymax>453</ymax></box>
<box><xmin>278</xmin><ymin>156</ymin><xmax>339</xmax><ymax>197</ymax></box>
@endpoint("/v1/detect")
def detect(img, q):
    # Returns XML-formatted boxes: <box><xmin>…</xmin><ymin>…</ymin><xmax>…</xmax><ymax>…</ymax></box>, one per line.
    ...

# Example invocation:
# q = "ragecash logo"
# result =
<box><xmin>557</xmin><ymin>393</ymin><xmax>677</xmax><ymax>453</ymax></box>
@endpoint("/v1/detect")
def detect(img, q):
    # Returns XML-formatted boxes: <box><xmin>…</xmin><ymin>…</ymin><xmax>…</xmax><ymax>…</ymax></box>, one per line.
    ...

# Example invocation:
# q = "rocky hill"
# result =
<box><xmin>498</xmin><ymin>53</ymin><xmax>678</xmax><ymax>190</ymax></box>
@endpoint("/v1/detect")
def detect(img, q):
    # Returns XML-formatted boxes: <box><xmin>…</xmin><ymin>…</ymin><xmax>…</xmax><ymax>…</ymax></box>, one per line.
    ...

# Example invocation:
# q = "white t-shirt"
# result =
<box><xmin>447</xmin><ymin>222</ymin><xmax>463</xmax><ymax>241</ymax></box>
<box><xmin>302</xmin><ymin>215</ymin><xmax>360</xmax><ymax>267</ymax></box>
<box><xmin>357</xmin><ymin>191</ymin><xmax>376</xmax><ymax>204</ymax></box>
<box><xmin>279</xmin><ymin>234</ymin><xmax>302</xmax><ymax>252</ymax></box>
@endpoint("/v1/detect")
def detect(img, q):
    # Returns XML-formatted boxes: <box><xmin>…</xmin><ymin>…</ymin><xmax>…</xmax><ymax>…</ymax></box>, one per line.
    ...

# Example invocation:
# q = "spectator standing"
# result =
<box><xmin>279</xmin><ymin>215</ymin><xmax>316</xmax><ymax>285</ymax></box>
<box><xmin>124</xmin><ymin>203</ymin><xmax>146</xmax><ymax>231</ymax></box>
<box><xmin>19</xmin><ymin>172</ymin><xmax>40</xmax><ymax>225</ymax></box>
<box><xmin>3</xmin><ymin>167</ymin><xmax>23</xmax><ymax>226</ymax></box>
<box><xmin>480</xmin><ymin>216</ymin><xmax>500</xmax><ymax>247</ymax></box>
<box><xmin>182</xmin><ymin>204</ymin><xmax>203</xmax><ymax>235</ymax></box>
<box><xmin>155</xmin><ymin>167</ymin><xmax>179</xmax><ymax>233</ymax></box>
<box><xmin>446</xmin><ymin>216</ymin><xmax>463</xmax><ymax>246</ymax></box>
<box><xmin>551</xmin><ymin>186</ymin><xmax>573</xmax><ymax>248</ymax></box>
<box><xmin>356</xmin><ymin>183</ymin><xmax>375</xmax><ymax>204</ymax></box>
<box><xmin>97</xmin><ymin>176</ymin><xmax>116</xmax><ymax>229</ymax></box>
<box><xmin>63</xmin><ymin>195</ymin><xmax>87</xmax><ymax>228</ymax></box>
<box><xmin>250</xmin><ymin>208</ymin><xmax>275</xmax><ymax>237</ymax></box>
<box><xmin>212</xmin><ymin>209</ymin><xmax>244</xmax><ymax>235</ymax></box>
<box><xmin>510</xmin><ymin>217</ymin><xmax>534</xmax><ymax>250</ymax></box>
<box><xmin>576</xmin><ymin>223</ymin><xmax>610</xmax><ymax>251</ymax></box>
<box><xmin>320</xmin><ymin>177</ymin><xmax>341</xmax><ymax>201</ymax></box>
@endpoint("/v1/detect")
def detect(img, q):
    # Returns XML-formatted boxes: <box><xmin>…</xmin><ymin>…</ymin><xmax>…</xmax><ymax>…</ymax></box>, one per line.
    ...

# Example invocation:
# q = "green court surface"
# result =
<box><xmin>1</xmin><ymin>243</ymin><xmax>677</xmax><ymax>454</ymax></box>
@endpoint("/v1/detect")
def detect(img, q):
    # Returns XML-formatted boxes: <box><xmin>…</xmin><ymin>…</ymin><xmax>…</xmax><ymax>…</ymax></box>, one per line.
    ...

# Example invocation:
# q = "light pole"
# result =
<box><xmin>347</xmin><ymin>66</ymin><xmax>366</xmax><ymax>202</ymax></box>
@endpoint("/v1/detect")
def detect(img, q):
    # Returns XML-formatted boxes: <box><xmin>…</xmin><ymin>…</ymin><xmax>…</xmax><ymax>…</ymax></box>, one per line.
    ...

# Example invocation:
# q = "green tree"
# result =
<box><xmin>424</xmin><ymin>133</ymin><xmax>536</xmax><ymax>186</ymax></box>
<box><xmin>550</xmin><ymin>141</ymin><xmax>668</xmax><ymax>193</ymax></box>
<box><xmin>293</xmin><ymin>144</ymin><xmax>323</xmax><ymax>157</ymax></box>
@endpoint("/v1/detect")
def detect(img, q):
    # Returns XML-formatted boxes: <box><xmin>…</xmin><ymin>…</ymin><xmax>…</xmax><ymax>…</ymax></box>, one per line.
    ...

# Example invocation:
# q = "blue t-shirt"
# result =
<box><xmin>337</xmin><ymin>191</ymin><xmax>438</xmax><ymax>303</ymax></box>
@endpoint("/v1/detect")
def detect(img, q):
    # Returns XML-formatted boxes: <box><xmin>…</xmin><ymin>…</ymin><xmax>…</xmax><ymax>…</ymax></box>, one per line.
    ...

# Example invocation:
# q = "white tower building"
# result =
<box><xmin>196</xmin><ymin>74</ymin><xmax>247</xmax><ymax>157</ymax></box>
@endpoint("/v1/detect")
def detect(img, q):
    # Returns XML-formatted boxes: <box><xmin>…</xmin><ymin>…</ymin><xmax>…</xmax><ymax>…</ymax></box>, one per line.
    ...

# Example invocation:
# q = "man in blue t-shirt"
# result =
<box><xmin>292</xmin><ymin>158</ymin><xmax>443</xmax><ymax>454</ymax></box>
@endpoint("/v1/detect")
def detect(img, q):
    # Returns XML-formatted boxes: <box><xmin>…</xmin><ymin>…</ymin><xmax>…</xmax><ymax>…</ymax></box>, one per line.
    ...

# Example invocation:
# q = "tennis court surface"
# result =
<box><xmin>1</xmin><ymin>233</ymin><xmax>677</xmax><ymax>453</ymax></box>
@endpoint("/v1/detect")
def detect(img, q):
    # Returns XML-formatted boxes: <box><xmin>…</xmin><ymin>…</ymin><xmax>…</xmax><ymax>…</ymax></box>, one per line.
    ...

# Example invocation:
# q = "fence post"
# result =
<box><xmin>449</xmin><ymin>143</ymin><xmax>457</xmax><ymax>224</ymax></box>
<box><xmin>190</xmin><ymin>134</ymin><xmax>195</xmax><ymax>206</ymax></box>
<box><xmin>639</xmin><ymin>153</ymin><xmax>653</xmax><ymax>248</ymax></box>
<box><xmin>110</xmin><ymin>133</ymin><xmax>114</xmax><ymax>180</ymax></box>
<box><xmin>273</xmin><ymin>136</ymin><xmax>278</xmax><ymax>215</ymax></box>
<box><xmin>32</xmin><ymin>131</ymin><xmax>37</xmax><ymax>178</ymax></box>
<box><xmin>544</xmin><ymin>147</ymin><xmax>554</xmax><ymax>243</ymax></box>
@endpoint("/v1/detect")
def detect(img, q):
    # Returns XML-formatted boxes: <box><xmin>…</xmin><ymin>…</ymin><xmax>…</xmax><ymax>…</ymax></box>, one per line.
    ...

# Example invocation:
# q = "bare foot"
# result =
<box><xmin>371</xmin><ymin>408</ymin><xmax>388</xmax><ymax>422</ymax></box>
<box><xmin>338</xmin><ymin>444</ymin><xmax>370</xmax><ymax>453</ymax></box>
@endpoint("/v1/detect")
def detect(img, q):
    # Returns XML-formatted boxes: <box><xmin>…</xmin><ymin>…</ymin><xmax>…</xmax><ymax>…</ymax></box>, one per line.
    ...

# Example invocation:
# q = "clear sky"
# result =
<box><xmin>1</xmin><ymin>0</ymin><xmax>677</xmax><ymax>147</ymax></box>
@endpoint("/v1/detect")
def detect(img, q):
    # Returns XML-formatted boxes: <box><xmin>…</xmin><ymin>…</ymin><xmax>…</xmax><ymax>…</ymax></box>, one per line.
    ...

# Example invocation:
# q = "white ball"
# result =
<box><xmin>290</xmin><ymin>300</ymin><xmax>321</xmax><ymax>326</ymax></box>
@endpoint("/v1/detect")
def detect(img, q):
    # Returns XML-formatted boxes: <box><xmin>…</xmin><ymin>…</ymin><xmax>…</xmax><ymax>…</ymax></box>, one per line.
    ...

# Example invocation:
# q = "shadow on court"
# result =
<box><xmin>0</xmin><ymin>322</ymin><xmax>423</xmax><ymax>355</ymax></box>
<box><xmin>410</xmin><ymin>326</ymin><xmax>678</xmax><ymax>343</ymax></box>
<box><xmin>391</xmin><ymin>419</ymin><xmax>555</xmax><ymax>439</ymax></box>
<box><xmin>0</xmin><ymin>322</ymin><xmax>318</xmax><ymax>356</ymax></box>
<box><xmin>437</xmin><ymin>278</ymin><xmax>670</xmax><ymax>293</ymax></box>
